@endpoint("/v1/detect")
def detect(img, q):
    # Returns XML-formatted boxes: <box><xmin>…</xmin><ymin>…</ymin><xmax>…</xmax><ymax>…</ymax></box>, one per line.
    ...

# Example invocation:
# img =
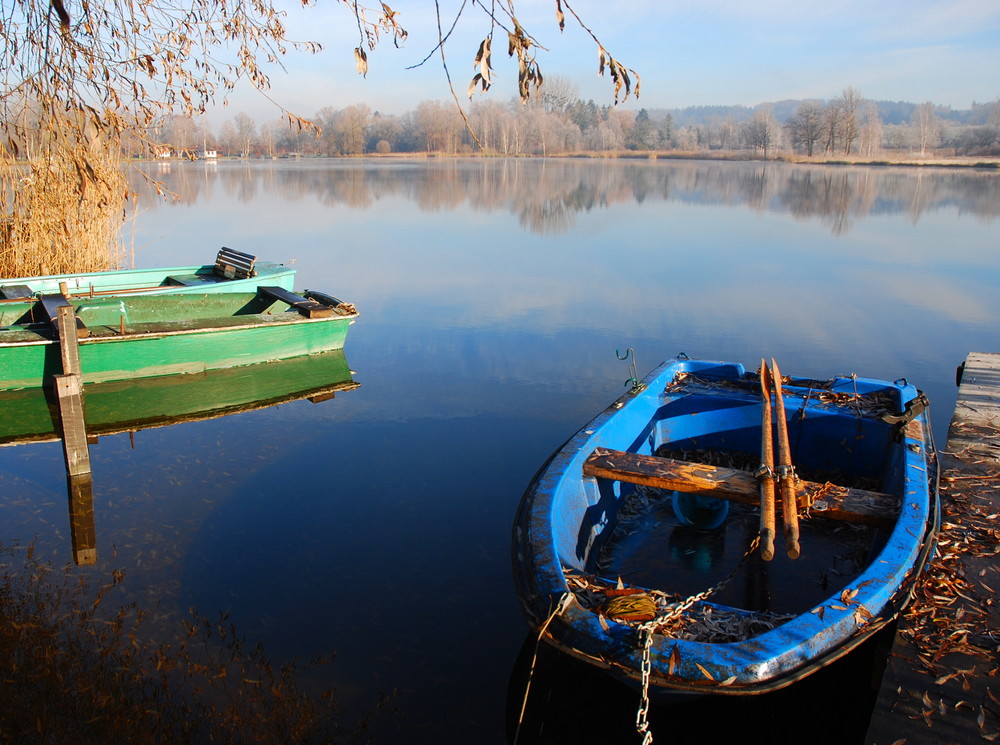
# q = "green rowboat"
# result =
<box><xmin>0</xmin><ymin>287</ymin><xmax>357</xmax><ymax>390</ymax></box>
<box><xmin>0</xmin><ymin>248</ymin><xmax>294</xmax><ymax>300</ymax></box>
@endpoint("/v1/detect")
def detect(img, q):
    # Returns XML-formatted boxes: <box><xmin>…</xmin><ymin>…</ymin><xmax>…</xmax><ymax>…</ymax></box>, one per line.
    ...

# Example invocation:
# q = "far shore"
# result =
<box><xmin>159</xmin><ymin>150</ymin><xmax>1000</xmax><ymax>169</ymax></box>
<box><xmin>548</xmin><ymin>150</ymin><xmax>1000</xmax><ymax>168</ymax></box>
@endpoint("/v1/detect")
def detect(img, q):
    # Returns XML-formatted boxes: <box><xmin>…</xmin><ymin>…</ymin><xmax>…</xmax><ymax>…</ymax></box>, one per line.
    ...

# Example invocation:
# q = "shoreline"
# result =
<box><xmin>171</xmin><ymin>151</ymin><xmax>1000</xmax><ymax>169</ymax></box>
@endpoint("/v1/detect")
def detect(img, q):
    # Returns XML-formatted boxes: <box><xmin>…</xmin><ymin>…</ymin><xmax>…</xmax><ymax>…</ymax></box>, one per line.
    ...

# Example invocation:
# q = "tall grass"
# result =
<box><xmin>1</xmin><ymin>111</ymin><xmax>128</xmax><ymax>280</ymax></box>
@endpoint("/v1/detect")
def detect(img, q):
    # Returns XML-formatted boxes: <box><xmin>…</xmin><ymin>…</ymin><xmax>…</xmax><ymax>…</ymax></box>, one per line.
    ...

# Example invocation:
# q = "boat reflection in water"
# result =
<box><xmin>0</xmin><ymin>350</ymin><xmax>359</xmax><ymax>565</ymax></box>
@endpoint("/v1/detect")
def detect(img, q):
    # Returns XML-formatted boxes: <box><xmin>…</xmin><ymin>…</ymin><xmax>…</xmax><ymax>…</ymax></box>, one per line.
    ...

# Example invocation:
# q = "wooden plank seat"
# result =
<box><xmin>582</xmin><ymin>447</ymin><xmax>899</xmax><ymax>527</ymax></box>
<box><xmin>163</xmin><ymin>273</ymin><xmax>217</xmax><ymax>287</ymax></box>
<box><xmin>0</xmin><ymin>284</ymin><xmax>33</xmax><ymax>300</ymax></box>
<box><xmin>258</xmin><ymin>285</ymin><xmax>336</xmax><ymax>318</ymax></box>
<box><xmin>37</xmin><ymin>294</ymin><xmax>90</xmax><ymax>338</ymax></box>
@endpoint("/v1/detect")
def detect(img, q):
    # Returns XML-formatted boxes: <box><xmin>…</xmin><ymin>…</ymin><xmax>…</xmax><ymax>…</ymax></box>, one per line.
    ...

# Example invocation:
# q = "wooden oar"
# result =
<box><xmin>758</xmin><ymin>360</ymin><xmax>776</xmax><ymax>561</ymax></box>
<box><xmin>770</xmin><ymin>358</ymin><xmax>801</xmax><ymax>559</ymax></box>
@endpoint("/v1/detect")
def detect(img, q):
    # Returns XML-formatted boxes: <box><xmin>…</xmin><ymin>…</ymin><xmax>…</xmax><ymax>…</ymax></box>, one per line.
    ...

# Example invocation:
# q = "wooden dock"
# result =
<box><xmin>865</xmin><ymin>352</ymin><xmax>1000</xmax><ymax>744</ymax></box>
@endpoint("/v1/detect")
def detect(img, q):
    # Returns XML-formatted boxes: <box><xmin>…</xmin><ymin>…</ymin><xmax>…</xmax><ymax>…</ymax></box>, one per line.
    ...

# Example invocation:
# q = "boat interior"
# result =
<box><xmin>562</xmin><ymin>365</ymin><xmax>917</xmax><ymax>618</ymax></box>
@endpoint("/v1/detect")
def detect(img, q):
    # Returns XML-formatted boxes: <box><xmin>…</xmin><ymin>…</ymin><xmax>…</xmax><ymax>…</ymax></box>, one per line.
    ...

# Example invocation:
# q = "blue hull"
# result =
<box><xmin>512</xmin><ymin>356</ymin><xmax>937</xmax><ymax>694</ymax></box>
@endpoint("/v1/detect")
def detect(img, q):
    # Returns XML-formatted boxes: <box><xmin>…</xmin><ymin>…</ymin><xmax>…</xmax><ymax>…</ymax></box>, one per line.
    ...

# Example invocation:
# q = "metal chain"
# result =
<box><xmin>633</xmin><ymin>534</ymin><xmax>762</xmax><ymax>743</ymax></box>
<box><xmin>635</xmin><ymin>626</ymin><xmax>655</xmax><ymax>744</ymax></box>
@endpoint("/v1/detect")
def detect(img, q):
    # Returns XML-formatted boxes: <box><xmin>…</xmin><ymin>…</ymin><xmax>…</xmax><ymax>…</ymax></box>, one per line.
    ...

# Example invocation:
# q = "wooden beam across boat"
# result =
<box><xmin>583</xmin><ymin>447</ymin><xmax>898</xmax><ymax>527</ymax></box>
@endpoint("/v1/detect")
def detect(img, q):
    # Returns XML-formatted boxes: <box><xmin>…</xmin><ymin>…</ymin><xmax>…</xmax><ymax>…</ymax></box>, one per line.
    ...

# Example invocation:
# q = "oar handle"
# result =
<box><xmin>771</xmin><ymin>358</ymin><xmax>801</xmax><ymax>560</ymax></box>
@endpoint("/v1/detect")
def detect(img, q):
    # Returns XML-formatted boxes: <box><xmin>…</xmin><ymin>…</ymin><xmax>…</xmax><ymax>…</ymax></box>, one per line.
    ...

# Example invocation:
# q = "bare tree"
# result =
<box><xmin>822</xmin><ymin>99</ymin><xmax>844</xmax><ymax>154</ymax></box>
<box><xmin>859</xmin><ymin>103</ymin><xmax>883</xmax><ymax>158</ymax></box>
<box><xmin>334</xmin><ymin>105</ymin><xmax>373</xmax><ymax>155</ymax></box>
<box><xmin>234</xmin><ymin>113</ymin><xmax>257</xmax><ymax>158</ymax></box>
<box><xmin>786</xmin><ymin>101</ymin><xmax>825</xmax><ymax>156</ymax></box>
<box><xmin>742</xmin><ymin>108</ymin><xmax>780</xmax><ymax>159</ymax></box>
<box><xmin>912</xmin><ymin>102</ymin><xmax>939</xmax><ymax>155</ymax></box>
<box><xmin>839</xmin><ymin>87</ymin><xmax>864</xmax><ymax>155</ymax></box>
<box><xmin>415</xmin><ymin>101</ymin><xmax>463</xmax><ymax>153</ymax></box>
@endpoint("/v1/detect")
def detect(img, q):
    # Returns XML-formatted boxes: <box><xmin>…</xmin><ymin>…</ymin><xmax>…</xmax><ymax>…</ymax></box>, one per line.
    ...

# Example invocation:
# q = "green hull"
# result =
<box><xmin>0</xmin><ymin>291</ymin><xmax>357</xmax><ymax>389</ymax></box>
<box><xmin>0</xmin><ymin>261</ymin><xmax>295</xmax><ymax>298</ymax></box>
<box><xmin>0</xmin><ymin>349</ymin><xmax>358</xmax><ymax>445</ymax></box>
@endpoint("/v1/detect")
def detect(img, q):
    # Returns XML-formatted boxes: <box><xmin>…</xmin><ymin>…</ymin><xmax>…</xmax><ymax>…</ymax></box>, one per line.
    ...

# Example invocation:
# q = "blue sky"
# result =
<box><xmin>217</xmin><ymin>0</ymin><xmax>1000</xmax><ymax>122</ymax></box>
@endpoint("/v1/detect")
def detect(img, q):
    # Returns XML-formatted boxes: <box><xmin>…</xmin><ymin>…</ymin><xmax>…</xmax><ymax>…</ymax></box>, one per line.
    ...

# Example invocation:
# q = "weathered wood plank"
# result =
<box><xmin>258</xmin><ymin>285</ymin><xmax>335</xmax><ymax>318</ymax></box>
<box><xmin>865</xmin><ymin>352</ymin><xmax>1000</xmax><ymax>745</ymax></box>
<box><xmin>54</xmin><ymin>304</ymin><xmax>91</xmax><ymax>477</ymax></box>
<box><xmin>55</xmin><ymin>374</ymin><xmax>91</xmax><ymax>476</ymax></box>
<box><xmin>55</xmin><ymin>304</ymin><xmax>83</xmax><ymax>376</ymax></box>
<box><xmin>583</xmin><ymin>447</ymin><xmax>899</xmax><ymax>527</ymax></box>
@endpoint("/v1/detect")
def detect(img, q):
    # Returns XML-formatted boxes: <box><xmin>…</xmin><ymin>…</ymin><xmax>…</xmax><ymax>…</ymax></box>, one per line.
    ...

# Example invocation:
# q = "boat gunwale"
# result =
<box><xmin>0</xmin><ymin>307</ymin><xmax>358</xmax><ymax>348</ymax></box>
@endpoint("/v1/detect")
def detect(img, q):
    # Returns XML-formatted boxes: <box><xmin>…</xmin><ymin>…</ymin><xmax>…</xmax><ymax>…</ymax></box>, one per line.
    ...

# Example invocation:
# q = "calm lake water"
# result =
<box><xmin>2</xmin><ymin>158</ymin><xmax>999</xmax><ymax>743</ymax></box>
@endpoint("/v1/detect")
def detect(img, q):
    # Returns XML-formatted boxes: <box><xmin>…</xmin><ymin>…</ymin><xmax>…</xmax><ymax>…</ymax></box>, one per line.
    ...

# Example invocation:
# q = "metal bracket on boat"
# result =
<box><xmin>617</xmin><ymin>347</ymin><xmax>645</xmax><ymax>393</ymax></box>
<box><xmin>753</xmin><ymin>464</ymin><xmax>776</xmax><ymax>481</ymax></box>
<box><xmin>775</xmin><ymin>464</ymin><xmax>797</xmax><ymax>481</ymax></box>
<box><xmin>879</xmin><ymin>392</ymin><xmax>929</xmax><ymax>427</ymax></box>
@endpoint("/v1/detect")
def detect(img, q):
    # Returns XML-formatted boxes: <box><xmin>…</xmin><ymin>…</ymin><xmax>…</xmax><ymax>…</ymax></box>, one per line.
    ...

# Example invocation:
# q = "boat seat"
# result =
<box><xmin>258</xmin><ymin>285</ymin><xmax>335</xmax><ymax>318</ymax></box>
<box><xmin>0</xmin><ymin>284</ymin><xmax>33</xmax><ymax>300</ymax></box>
<box><xmin>164</xmin><ymin>248</ymin><xmax>259</xmax><ymax>286</ymax></box>
<box><xmin>36</xmin><ymin>294</ymin><xmax>89</xmax><ymax>338</ymax></box>
<box><xmin>583</xmin><ymin>447</ymin><xmax>898</xmax><ymax>527</ymax></box>
<box><xmin>164</xmin><ymin>273</ymin><xmax>217</xmax><ymax>286</ymax></box>
<box><xmin>214</xmin><ymin>247</ymin><xmax>257</xmax><ymax>280</ymax></box>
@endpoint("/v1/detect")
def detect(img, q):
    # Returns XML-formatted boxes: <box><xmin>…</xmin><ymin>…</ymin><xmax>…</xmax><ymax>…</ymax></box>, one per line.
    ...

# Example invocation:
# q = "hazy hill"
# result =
<box><xmin>646</xmin><ymin>100</ymin><xmax>989</xmax><ymax>127</ymax></box>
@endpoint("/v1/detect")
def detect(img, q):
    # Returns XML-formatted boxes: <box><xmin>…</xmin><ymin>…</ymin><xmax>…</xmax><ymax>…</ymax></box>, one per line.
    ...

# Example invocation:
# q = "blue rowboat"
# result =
<box><xmin>0</xmin><ymin>248</ymin><xmax>294</xmax><ymax>300</ymax></box>
<box><xmin>512</xmin><ymin>355</ymin><xmax>938</xmax><ymax>694</ymax></box>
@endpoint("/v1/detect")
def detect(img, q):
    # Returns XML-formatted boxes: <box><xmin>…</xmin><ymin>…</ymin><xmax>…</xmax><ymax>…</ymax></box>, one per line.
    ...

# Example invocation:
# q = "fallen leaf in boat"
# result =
<box><xmin>668</xmin><ymin>646</ymin><xmax>680</xmax><ymax>676</ymax></box>
<box><xmin>695</xmin><ymin>662</ymin><xmax>714</xmax><ymax>681</ymax></box>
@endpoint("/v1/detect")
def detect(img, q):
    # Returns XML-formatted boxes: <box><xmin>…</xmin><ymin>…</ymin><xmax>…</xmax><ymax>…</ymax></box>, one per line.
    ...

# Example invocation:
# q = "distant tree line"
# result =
<box><xmin>152</xmin><ymin>82</ymin><xmax>1000</xmax><ymax>160</ymax></box>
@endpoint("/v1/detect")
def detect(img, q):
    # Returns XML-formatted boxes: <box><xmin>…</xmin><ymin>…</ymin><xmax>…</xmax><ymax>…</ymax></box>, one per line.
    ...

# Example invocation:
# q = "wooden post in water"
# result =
<box><xmin>67</xmin><ymin>472</ymin><xmax>97</xmax><ymax>566</ymax></box>
<box><xmin>54</xmin><ymin>304</ymin><xmax>91</xmax><ymax>477</ymax></box>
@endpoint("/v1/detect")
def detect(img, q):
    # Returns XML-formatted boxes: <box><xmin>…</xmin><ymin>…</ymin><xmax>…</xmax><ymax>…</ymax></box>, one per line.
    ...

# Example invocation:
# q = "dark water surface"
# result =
<box><xmin>2</xmin><ymin>158</ymin><xmax>998</xmax><ymax>743</ymax></box>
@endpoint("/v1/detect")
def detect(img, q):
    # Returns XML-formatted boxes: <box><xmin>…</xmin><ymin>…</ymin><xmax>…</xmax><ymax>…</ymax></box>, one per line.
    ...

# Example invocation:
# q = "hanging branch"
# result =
<box><xmin>558</xmin><ymin>0</ymin><xmax>640</xmax><ymax>103</ymax></box>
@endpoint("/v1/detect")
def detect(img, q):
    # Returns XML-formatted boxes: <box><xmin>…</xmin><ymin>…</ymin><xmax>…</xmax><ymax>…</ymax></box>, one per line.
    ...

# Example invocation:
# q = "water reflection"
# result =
<box><xmin>67</xmin><ymin>472</ymin><xmax>96</xmax><ymax>565</ymax></box>
<box><xmin>1</xmin><ymin>350</ymin><xmax>359</xmax><ymax>565</ymax></box>
<box><xmin>0</xmin><ymin>349</ymin><xmax>358</xmax><ymax>445</ymax></box>
<box><xmin>135</xmin><ymin>158</ymin><xmax>1000</xmax><ymax>235</ymax></box>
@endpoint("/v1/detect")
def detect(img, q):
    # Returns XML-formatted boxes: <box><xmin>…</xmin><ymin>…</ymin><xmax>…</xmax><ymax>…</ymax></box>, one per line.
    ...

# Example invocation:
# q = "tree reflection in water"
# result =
<box><xmin>137</xmin><ymin>157</ymin><xmax>1000</xmax><ymax>237</ymax></box>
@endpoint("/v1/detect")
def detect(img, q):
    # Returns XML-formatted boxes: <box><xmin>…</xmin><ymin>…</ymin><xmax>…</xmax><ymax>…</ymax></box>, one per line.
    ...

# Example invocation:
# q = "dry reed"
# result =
<box><xmin>1</xmin><ymin>110</ymin><xmax>128</xmax><ymax>280</ymax></box>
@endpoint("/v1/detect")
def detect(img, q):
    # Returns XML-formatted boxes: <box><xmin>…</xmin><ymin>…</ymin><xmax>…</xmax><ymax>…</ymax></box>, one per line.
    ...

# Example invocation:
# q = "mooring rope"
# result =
<box><xmin>512</xmin><ymin>591</ymin><xmax>573</xmax><ymax>745</ymax></box>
